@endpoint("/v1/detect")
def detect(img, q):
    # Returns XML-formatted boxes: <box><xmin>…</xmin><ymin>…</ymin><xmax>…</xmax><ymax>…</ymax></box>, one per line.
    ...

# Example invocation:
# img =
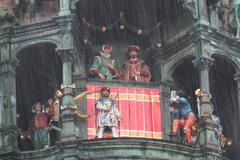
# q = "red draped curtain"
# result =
<box><xmin>86</xmin><ymin>84</ymin><xmax>162</xmax><ymax>139</ymax></box>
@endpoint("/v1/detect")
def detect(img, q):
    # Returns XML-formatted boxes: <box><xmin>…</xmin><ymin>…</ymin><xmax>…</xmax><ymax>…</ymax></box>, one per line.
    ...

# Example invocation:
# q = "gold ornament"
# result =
<box><xmin>195</xmin><ymin>89</ymin><xmax>201</xmax><ymax>97</ymax></box>
<box><xmin>55</xmin><ymin>90</ymin><xmax>63</xmax><ymax>98</ymax></box>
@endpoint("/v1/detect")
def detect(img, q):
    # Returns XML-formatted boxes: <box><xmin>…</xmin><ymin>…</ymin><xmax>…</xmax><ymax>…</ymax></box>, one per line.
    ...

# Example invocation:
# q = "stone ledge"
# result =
<box><xmin>14</xmin><ymin>138</ymin><xmax>221</xmax><ymax>160</ymax></box>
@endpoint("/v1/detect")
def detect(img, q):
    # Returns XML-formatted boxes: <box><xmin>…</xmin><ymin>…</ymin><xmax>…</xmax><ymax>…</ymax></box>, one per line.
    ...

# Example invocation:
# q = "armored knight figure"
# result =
<box><xmin>90</xmin><ymin>44</ymin><xmax>119</xmax><ymax>80</ymax></box>
<box><xmin>121</xmin><ymin>45</ymin><xmax>151</xmax><ymax>82</ymax></box>
<box><xmin>96</xmin><ymin>87</ymin><xmax>121</xmax><ymax>138</ymax></box>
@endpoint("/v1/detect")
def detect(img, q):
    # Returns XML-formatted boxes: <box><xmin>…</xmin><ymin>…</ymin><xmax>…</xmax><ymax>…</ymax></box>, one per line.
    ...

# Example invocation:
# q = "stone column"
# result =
<box><xmin>57</xmin><ymin>48</ymin><xmax>76</xmax><ymax>141</ymax></box>
<box><xmin>234</xmin><ymin>72</ymin><xmax>240</xmax><ymax>113</ymax></box>
<box><xmin>0</xmin><ymin>58</ymin><xmax>18</xmax><ymax>154</ymax></box>
<box><xmin>193</xmin><ymin>57</ymin><xmax>220</xmax><ymax>150</ymax></box>
<box><xmin>160</xmin><ymin>80</ymin><xmax>173</xmax><ymax>140</ymax></box>
<box><xmin>197</xmin><ymin>0</ymin><xmax>210</xmax><ymax>25</ymax></box>
<box><xmin>234</xmin><ymin>73</ymin><xmax>240</xmax><ymax>125</ymax></box>
<box><xmin>59</xmin><ymin>0</ymin><xmax>71</xmax><ymax>16</ymax></box>
<box><xmin>193</xmin><ymin>57</ymin><xmax>214</xmax><ymax>117</ymax></box>
<box><xmin>234</xmin><ymin>72</ymin><xmax>240</xmax><ymax>157</ymax></box>
<box><xmin>72</xmin><ymin>48</ymin><xmax>88</xmax><ymax>140</ymax></box>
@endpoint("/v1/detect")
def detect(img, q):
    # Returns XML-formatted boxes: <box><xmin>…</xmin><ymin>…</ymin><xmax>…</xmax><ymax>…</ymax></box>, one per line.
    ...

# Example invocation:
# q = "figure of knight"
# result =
<box><xmin>96</xmin><ymin>87</ymin><xmax>121</xmax><ymax>138</ymax></box>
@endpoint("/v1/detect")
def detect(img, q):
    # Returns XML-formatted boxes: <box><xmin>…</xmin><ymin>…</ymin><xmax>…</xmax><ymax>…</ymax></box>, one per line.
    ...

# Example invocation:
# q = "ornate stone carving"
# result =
<box><xmin>56</xmin><ymin>48</ymin><xmax>74</xmax><ymax>63</ymax></box>
<box><xmin>0</xmin><ymin>59</ymin><xmax>19</xmax><ymax>76</ymax></box>
<box><xmin>55</xmin><ymin>15</ymin><xmax>74</xmax><ymax>32</ymax></box>
<box><xmin>192</xmin><ymin>56</ymin><xmax>214</xmax><ymax>71</ymax></box>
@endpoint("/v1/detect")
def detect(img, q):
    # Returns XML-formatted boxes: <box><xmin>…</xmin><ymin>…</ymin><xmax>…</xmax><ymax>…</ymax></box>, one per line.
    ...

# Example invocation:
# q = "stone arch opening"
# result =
<box><xmin>210</xmin><ymin>55</ymin><xmax>239</xmax><ymax>159</ymax></box>
<box><xmin>171</xmin><ymin>56</ymin><xmax>199</xmax><ymax>114</ymax></box>
<box><xmin>15</xmin><ymin>43</ymin><xmax>62</xmax><ymax>150</ymax></box>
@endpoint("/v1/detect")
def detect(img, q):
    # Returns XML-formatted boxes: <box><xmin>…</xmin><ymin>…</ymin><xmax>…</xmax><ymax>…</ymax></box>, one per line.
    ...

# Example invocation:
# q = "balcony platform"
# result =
<box><xmin>18</xmin><ymin>138</ymin><xmax>221</xmax><ymax>160</ymax></box>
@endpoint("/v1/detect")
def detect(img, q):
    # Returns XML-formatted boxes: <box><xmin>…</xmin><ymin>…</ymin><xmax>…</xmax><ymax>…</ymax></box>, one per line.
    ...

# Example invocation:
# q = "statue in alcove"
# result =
<box><xmin>219</xmin><ymin>0</ymin><xmax>230</xmax><ymax>31</ymax></box>
<box><xmin>89</xmin><ymin>44</ymin><xmax>119</xmax><ymax>80</ymax></box>
<box><xmin>207</xmin><ymin>0</ymin><xmax>220</xmax><ymax>28</ymax></box>
<box><xmin>212</xmin><ymin>114</ymin><xmax>232</xmax><ymax>149</ymax></box>
<box><xmin>2</xmin><ymin>94</ymin><xmax>15</xmax><ymax>126</ymax></box>
<box><xmin>120</xmin><ymin>45</ymin><xmax>151</xmax><ymax>82</ymax></box>
<box><xmin>45</xmin><ymin>90</ymin><xmax>62</xmax><ymax>145</ymax></box>
<box><xmin>169</xmin><ymin>90</ymin><xmax>196</xmax><ymax>144</ymax></box>
<box><xmin>29</xmin><ymin>102</ymin><xmax>50</xmax><ymax>150</ymax></box>
<box><xmin>229</xmin><ymin>0</ymin><xmax>240</xmax><ymax>38</ymax></box>
<box><xmin>96</xmin><ymin>87</ymin><xmax>121</xmax><ymax>138</ymax></box>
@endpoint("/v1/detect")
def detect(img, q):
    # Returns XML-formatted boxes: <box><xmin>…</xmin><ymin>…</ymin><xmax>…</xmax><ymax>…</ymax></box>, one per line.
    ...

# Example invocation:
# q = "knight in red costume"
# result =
<box><xmin>121</xmin><ymin>45</ymin><xmax>151</xmax><ymax>82</ymax></box>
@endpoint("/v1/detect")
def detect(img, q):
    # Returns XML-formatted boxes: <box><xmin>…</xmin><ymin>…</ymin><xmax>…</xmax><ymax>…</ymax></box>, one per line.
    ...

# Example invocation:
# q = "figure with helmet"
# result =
<box><xmin>96</xmin><ymin>87</ymin><xmax>121</xmax><ymax>138</ymax></box>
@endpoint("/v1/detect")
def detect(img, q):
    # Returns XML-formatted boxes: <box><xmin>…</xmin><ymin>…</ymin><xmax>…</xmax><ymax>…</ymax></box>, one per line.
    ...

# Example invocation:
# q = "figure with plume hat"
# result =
<box><xmin>89</xmin><ymin>44</ymin><xmax>119</xmax><ymax>80</ymax></box>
